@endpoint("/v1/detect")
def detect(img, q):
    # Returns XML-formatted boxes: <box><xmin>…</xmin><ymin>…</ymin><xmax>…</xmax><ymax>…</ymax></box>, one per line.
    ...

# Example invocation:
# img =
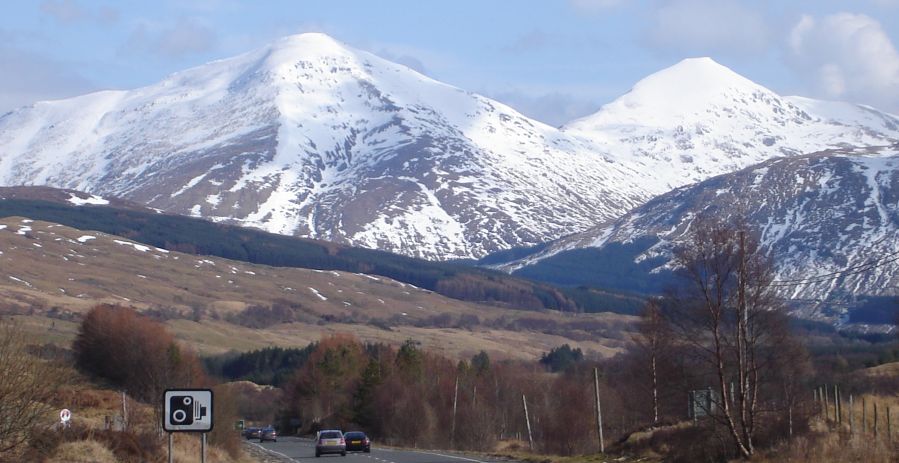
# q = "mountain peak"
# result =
<box><xmin>644</xmin><ymin>57</ymin><xmax>756</xmax><ymax>90</ymax></box>
<box><xmin>271</xmin><ymin>32</ymin><xmax>346</xmax><ymax>51</ymax></box>
<box><xmin>564</xmin><ymin>57</ymin><xmax>767</xmax><ymax>130</ymax></box>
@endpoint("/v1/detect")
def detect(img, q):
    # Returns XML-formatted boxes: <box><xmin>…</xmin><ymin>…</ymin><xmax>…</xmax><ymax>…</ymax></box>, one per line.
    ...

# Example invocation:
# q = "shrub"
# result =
<box><xmin>73</xmin><ymin>304</ymin><xmax>205</xmax><ymax>403</ymax></box>
<box><xmin>0</xmin><ymin>320</ymin><xmax>63</xmax><ymax>456</ymax></box>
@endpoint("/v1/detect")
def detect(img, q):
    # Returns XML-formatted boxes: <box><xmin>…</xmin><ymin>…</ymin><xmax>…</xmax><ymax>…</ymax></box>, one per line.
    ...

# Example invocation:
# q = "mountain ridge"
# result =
<box><xmin>491</xmin><ymin>144</ymin><xmax>899</xmax><ymax>330</ymax></box>
<box><xmin>2</xmin><ymin>34</ymin><xmax>899</xmax><ymax>260</ymax></box>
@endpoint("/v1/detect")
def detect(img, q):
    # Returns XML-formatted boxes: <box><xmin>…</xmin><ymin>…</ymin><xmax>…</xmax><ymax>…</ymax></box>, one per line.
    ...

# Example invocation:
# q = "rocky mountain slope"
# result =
<box><xmin>495</xmin><ymin>144</ymin><xmax>899</xmax><ymax>329</ymax></box>
<box><xmin>1</xmin><ymin>35</ymin><xmax>898</xmax><ymax>260</ymax></box>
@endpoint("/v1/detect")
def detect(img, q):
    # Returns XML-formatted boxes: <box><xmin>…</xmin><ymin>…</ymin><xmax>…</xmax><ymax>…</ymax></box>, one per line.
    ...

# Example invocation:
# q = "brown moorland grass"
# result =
<box><xmin>0</xmin><ymin>217</ymin><xmax>637</xmax><ymax>360</ymax></box>
<box><xmin>46</xmin><ymin>439</ymin><xmax>117</xmax><ymax>463</ymax></box>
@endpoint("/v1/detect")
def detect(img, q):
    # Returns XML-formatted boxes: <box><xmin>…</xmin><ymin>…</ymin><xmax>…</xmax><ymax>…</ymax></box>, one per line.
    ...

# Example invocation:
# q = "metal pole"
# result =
<box><xmin>168</xmin><ymin>433</ymin><xmax>173</xmax><ymax>463</ymax></box>
<box><xmin>594</xmin><ymin>368</ymin><xmax>604</xmax><ymax>453</ymax></box>
<box><xmin>201</xmin><ymin>433</ymin><xmax>207</xmax><ymax>463</ymax></box>
<box><xmin>522</xmin><ymin>394</ymin><xmax>533</xmax><ymax>451</ymax></box>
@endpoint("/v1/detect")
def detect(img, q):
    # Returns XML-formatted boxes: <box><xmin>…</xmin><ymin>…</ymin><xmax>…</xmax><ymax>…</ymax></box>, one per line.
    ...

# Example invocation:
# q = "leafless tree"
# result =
<box><xmin>633</xmin><ymin>299</ymin><xmax>673</xmax><ymax>426</ymax></box>
<box><xmin>0</xmin><ymin>320</ymin><xmax>62</xmax><ymax>456</ymax></box>
<box><xmin>668</xmin><ymin>216</ymin><xmax>790</xmax><ymax>459</ymax></box>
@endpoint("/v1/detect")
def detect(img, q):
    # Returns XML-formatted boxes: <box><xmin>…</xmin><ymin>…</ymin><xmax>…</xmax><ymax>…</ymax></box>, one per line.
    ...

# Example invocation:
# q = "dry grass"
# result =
<box><xmin>487</xmin><ymin>439</ymin><xmax>657</xmax><ymax>463</ymax></box>
<box><xmin>753</xmin><ymin>388</ymin><xmax>899</xmax><ymax>462</ymax></box>
<box><xmin>46</xmin><ymin>439</ymin><xmax>118</xmax><ymax>463</ymax></box>
<box><xmin>750</xmin><ymin>432</ymin><xmax>897</xmax><ymax>463</ymax></box>
<box><xmin>0</xmin><ymin>217</ymin><xmax>638</xmax><ymax>360</ymax></box>
<box><xmin>861</xmin><ymin>362</ymin><xmax>899</xmax><ymax>378</ymax></box>
<box><xmin>171</xmin><ymin>433</ymin><xmax>254</xmax><ymax>463</ymax></box>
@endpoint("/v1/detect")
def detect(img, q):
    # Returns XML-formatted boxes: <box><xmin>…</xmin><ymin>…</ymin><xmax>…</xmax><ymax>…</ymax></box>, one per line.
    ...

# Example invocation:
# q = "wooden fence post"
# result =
<box><xmin>594</xmin><ymin>368</ymin><xmax>604</xmax><ymax>453</ymax></box>
<box><xmin>863</xmin><ymin>397</ymin><xmax>867</xmax><ymax>434</ymax></box>
<box><xmin>888</xmin><ymin>407</ymin><xmax>892</xmax><ymax>444</ymax></box>
<box><xmin>835</xmin><ymin>385</ymin><xmax>841</xmax><ymax>425</ymax></box>
<box><xmin>522</xmin><ymin>394</ymin><xmax>534</xmax><ymax>451</ymax></box>
<box><xmin>451</xmin><ymin>376</ymin><xmax>458</xmax><ymax>448</ymax></box>
<box><xmin>874</xmin><ymin>402</ymin><xmax>879</xmax><ymax>439</ymax></box>
<box><xmin>849</xmin><ymin>394</ymin><xmax>854</xmax><ymax>435</ymax></box>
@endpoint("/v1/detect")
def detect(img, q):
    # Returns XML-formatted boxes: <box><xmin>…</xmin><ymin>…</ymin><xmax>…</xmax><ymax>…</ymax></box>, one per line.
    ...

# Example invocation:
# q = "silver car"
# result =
<box><xmin>315</xmin><ymin>429</ymin><xmax>346</xmax><ymax>457</ymax></box>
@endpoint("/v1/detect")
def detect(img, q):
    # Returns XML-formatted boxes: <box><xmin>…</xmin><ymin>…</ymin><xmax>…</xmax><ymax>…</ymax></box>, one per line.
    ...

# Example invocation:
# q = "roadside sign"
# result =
<box><xmin>235</xmin><ymin>419</ymin><xmax>245</xmax><ymax>430</ymax></box>
<box><xmin>60</xmin><ymin>409</ymin><xmax>71</xmax><ymax>423</ymax></box>
<box><xmin>163</xmin><ymin>389</ymin><xmax>214</xmax><ymax>432</ymax></box>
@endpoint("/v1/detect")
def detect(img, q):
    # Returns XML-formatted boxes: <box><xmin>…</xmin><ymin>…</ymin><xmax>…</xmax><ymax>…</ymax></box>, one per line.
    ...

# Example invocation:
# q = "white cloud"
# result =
<box><xmin>645</xmin><ymin>0</ymin><xmax>769</xmax><ymax>56</ymax></box>
<box><xmin>125</xmin><ymin>18</ymin><xmax>218</xmax><ymax>59</ymax></box>
<box><xmin>502</xmin><ymin>30</ymin><xmax>551</xmax><ymax>53</ymax></box>
<box><xmin>0</xmin><ymin>40</ymin><xmax>95</xmax><ymax>114</ymax></box>
<box><xmin>787</xmin><ymin>13</ymin><xmax>899</xmax><ymax>111</ymax></box>
<box><xmin>374</xmin><ymin>49</ymin><xmax>430</xmax><ymax>76</ymax></box>
<box><xmin>40</xmin><ymin>0</ymin><xmax>118</xmax><ymax>24</ymax></box>
<box><xmin>487</xmin><ymin>90</ymin><xmax>603</xmax><ymax>127</ymax></box>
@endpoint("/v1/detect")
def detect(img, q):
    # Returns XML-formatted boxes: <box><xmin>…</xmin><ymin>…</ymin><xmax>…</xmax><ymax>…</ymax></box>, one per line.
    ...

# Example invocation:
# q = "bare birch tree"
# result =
<box><xmin>633</xmin><ymin>299</ymin><xmax>672</xmax><ymax>426</ymax></box>
<box><xmin>669</xmin><ymin>216</ymin><xmax>787</xmax><ymax>459</ymax></box>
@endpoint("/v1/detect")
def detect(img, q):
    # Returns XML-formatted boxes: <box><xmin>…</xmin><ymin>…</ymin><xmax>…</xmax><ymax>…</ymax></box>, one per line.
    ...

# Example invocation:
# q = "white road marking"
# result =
<box><xmin>246</xmin><ymin>440</ymin><xmax>300</xmax><ymax>462</ymax></box>
<box><xmin>392</xmin><ymin>450</ymin><xmax>488</xmax><ymax>463</ymax></box>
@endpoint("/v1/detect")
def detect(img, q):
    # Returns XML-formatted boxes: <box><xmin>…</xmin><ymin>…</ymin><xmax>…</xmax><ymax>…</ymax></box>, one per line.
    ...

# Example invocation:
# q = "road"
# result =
<box><xmin>248</xmin><ymin>437</ymin><xmax>516</xmax><ymax>463</ymax></box>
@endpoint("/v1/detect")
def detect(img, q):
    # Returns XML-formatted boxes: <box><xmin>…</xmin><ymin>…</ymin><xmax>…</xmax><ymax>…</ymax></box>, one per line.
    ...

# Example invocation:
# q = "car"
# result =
<box><xmin>260</xmin><ymin>427</ymin><xmax>278</xmax><ymax>443</ymax></box>
<box><xmin>315</xmin><ymin>429</ymin><xmax>346</xmax><ymax>457</ymax></box>
<box><xmin>343</xmin><ymin>431</ymin><xmax>370</xmax><ymax>453</ymax></box>
<box><xmin>244</xmin><ymin>427</ymin><xmax>261</xmax><ymax>440</ymax></box>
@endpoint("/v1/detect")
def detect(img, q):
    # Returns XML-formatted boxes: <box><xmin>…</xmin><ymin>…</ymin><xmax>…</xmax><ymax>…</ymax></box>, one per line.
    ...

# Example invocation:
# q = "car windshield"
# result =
<box><xmin>320</xmin><ymin>431</ymin><xmax>342</xmax><ymax>439</ymax></box>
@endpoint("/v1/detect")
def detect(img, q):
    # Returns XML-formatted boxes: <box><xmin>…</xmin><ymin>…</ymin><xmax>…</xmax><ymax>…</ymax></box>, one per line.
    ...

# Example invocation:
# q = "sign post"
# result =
<box><xmin>59</xmin><ymin>409</ymin><xmax>71</xmax><ymax>428</ymax></box>
<box><xmin>163</xmin><ymin>389</ymin><xmax>214</xmax><ymax>463</ymax></box>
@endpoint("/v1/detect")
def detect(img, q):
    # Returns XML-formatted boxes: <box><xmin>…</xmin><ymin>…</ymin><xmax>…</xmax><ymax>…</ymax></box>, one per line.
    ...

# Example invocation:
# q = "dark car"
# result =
<box><xmin>315</xmin><ymin>430</ymin><xmax>346</xmax><ymax>457</ymax></box>
<box><xmin>343</xmin><ymin>431</ymin><xmax>370</xmax><ymax>453</ymax></box>
<box><xmin>244</xmin><ymin>427</ymin><xmax>261</xmax><ymax>440</ymax></box>
<box><xmin>260</xmin><ymin>427</ymin><xmax>278</xmax><ymax>443</ymax></box>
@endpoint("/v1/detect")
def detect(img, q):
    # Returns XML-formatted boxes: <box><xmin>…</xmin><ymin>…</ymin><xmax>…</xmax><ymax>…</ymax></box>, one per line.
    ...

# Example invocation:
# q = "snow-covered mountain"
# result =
<box><xmin>565</xmin><ymin>57</ymin><xmax>899</xmax><ymax>193</ymax></box>
<box><xmin>494</xmin><ymin>144</ymin><xmax>899</xmax><ymax>327</ymax></box>
<box><xmin>1</xmin><ymin>36</ymin><xmax>899</xmax><ymax>260</ymax></box>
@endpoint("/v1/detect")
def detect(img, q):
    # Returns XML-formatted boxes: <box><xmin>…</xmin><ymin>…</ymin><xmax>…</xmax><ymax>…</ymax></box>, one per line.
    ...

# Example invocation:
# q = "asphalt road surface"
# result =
<box><xmin>248</xmin><ymin>437</ymin><xmax>517</xmax><ymax>463</ymax></box>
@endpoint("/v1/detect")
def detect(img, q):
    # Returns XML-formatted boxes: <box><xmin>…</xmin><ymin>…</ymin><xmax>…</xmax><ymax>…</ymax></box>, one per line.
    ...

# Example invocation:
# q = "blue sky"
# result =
<box><xmin>2</xmin><ymin>0</ymin><xmax>899</xmax><ymax>125</ymax></box>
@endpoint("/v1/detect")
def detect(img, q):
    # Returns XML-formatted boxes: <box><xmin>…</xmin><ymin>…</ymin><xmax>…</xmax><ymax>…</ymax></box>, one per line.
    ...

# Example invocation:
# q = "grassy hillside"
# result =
<box><xmin>0</xmin><ymin>196</ymin><xmax>642</xmax><ymax>315</ymax></box>
<box><xmin>0</xmin><ymin>217</ymin><xmax>636</xmax><ymax>359</ymax></box>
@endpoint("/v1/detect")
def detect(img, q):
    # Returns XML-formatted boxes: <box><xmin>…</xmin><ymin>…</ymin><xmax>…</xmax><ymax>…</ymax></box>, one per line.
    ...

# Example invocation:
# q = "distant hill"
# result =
<box><xmin>0</xmin><ymin>215</ymin><xmax>636</xmax><ymax>360</ymax></box>
<box><xmin>487</xmin><ymin>145</ymin><xmax>899</xmax><ymax>331</ymax></box>
<box><xmin>0</xmin><ymin>187</ymin><xmax>643</xmax><ymax>315</ymax></box>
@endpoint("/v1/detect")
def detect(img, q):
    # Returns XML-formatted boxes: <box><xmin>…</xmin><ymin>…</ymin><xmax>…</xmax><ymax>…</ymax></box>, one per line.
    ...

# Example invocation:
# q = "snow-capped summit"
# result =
<box><xmin>1</xmin><ymin>39</ymin><xmax>899</xmax><ymax>260</ymax></box>
<box><xmin>0</xmin><ymin>33</ymin><xmax>639</xmax><ymax>260</ymax></box>
<box><xmin>563</xmin><ymin>57</ymin><xmax>899</xmax><ymax>191</ymax></box>
<box><xmin>565</xmin><ymin>57</ymin><xmax>777</xmax><ymax>129</ymax></box>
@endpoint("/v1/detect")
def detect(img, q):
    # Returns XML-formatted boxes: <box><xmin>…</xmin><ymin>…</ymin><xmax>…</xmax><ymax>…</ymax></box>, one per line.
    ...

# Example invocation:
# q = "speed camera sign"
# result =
<box><xmin>163</xmin><ymin>389</ymin><xmax>213</xmax><ymax>432</ymax></box>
